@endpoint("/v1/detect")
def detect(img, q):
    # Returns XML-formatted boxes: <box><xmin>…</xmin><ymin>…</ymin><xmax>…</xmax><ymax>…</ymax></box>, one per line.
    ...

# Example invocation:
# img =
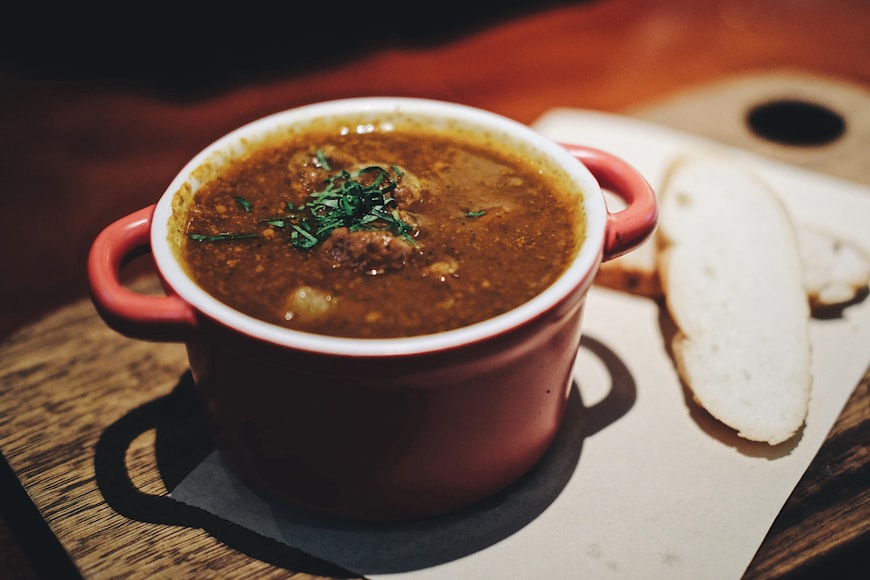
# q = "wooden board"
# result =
<box><xmin>1</xmin><ymin>71</ymin><xmax>868</xmax><ymax>579</ymax></box>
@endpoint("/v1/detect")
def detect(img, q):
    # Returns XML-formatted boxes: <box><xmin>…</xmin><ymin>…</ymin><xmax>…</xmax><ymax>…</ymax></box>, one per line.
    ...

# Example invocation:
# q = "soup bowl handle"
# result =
<box><xmin>561</xmin><ymin>144</ymin><xmax>658</xmax><ymax>261</ymax></box>
<box><xmin>88</xmin><ymin>205</ymin><xmax>197</xmax><ymax>342</ymax></box>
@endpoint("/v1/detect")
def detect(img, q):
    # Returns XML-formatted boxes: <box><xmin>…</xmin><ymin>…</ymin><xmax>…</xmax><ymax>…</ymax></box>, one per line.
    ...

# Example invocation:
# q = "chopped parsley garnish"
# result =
<box><xmin>187</xmin><ymin>160</ymin><xmax>417</xmax><ymax>250</ymax></box>
<box><xmin>287</xmin><ymin>165</ymin><xmax>416</xmax><ymax>249</ymax></box>
<box><xmin>234</xmin><ymin>196</ymin><xmax>253</xmax><ymax>212</ymax></box>
<box><xmin>466</xmin><ymin>210</ymin><xmax>486</xmax><ymax>218</ymax></box>
<box><xmin>315</xmin><ymin>149</ymin><xmax>332</xmax><ymax>171</ymax></box>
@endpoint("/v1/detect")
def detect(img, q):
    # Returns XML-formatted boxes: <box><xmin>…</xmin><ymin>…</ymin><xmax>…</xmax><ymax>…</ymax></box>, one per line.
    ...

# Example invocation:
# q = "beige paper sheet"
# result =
<box><xmin>172</xmin><ymin>111</ymin><xmax>870</xmax><ymax>579</ymax></box>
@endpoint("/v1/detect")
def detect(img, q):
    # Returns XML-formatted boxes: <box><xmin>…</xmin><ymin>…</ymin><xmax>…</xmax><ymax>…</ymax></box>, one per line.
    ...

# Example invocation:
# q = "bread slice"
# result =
<box><xmin>595</xmin><ymin>190</ymin><xmax>663</xmax><ymax>297</ymax></box>
<box><xmin>596</xmin><ymin>237</ymin><xmax>662</xmax><ymax>298</ymax></box>
<box><xmin>596</xmin><ymin>223</ymin><xmax>870</xmax><ymax>315</ymax></box>
<box><xmin>656</xmin><ymin>155</ymin><xmax>812</xmax><ymax>445</ymax></box>
<box><xmin>799</xmin><ymin>225</ymin><xmax>870</xmax><ymax>311</ymax></box>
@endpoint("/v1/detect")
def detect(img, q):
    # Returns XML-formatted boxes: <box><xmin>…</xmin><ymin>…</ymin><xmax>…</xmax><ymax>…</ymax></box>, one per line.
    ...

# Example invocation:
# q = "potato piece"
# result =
<box><xmin>284</xmin><ymin>286</ymin><xmax>335</xmax><ymax>322</ymax></box>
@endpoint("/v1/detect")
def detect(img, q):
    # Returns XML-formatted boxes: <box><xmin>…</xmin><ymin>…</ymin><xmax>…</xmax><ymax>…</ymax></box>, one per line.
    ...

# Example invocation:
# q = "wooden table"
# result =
<box><xmin>2</xmin><ymin>1</ymin><xmax>868</xmax><ymax>578</ymax></box>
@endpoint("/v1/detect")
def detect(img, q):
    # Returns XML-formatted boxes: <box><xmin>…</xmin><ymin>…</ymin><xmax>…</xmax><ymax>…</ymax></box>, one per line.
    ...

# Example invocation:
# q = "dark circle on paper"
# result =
<box><xmin>746</xmin><ymin>99</ymin><xmax>846</xmax><ymax>146</ymax></box>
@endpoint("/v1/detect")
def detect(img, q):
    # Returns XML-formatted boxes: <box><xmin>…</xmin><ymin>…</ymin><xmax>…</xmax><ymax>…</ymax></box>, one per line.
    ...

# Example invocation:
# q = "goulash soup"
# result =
<box><xmin>176</xmin><ymin>119</ymin><xmax>585</xmax><ymax>338</ymax></box>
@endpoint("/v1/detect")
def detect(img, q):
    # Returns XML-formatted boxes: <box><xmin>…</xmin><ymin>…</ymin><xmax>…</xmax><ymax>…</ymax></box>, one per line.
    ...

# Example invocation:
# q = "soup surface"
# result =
<box><xmin>180</xmin><ymin>122</ymin><xmax>584</xmax><ymax>338</ymax></box>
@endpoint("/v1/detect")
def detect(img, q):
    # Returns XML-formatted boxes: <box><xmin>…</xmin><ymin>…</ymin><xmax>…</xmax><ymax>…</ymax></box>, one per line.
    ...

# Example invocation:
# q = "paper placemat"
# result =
<box><xmin>171</xmin><ymin>110</ymin><xmax>870</xmax><ymax>579</ymax></box>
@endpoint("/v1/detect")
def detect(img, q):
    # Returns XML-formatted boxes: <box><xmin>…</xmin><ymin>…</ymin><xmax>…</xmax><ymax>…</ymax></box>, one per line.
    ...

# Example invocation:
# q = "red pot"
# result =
<box><xmin>88</xmin><ymin>98</ymin><xmax>657</xmax><ymax>520</ymax></box>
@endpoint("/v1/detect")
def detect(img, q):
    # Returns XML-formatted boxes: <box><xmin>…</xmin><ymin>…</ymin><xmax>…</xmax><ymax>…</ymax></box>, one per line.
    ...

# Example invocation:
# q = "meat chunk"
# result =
<box><xmin>391</xmin><ymin>168</ymin><xmax>423</xmax><ymax>206</ymax></box>
<box><xmin>319</xmin><ymin>227</ymin><xmax>416</xmax><ymax>274</ymax></box>
<box><xmin>289</xmin><ymin>146</ymin><xmax>360</xmax><ymax>192</ymax></box>
<box><xmin>350</xmin><ymin>163</ymin><xmax>423</xmax><ymax>207</ymax></box>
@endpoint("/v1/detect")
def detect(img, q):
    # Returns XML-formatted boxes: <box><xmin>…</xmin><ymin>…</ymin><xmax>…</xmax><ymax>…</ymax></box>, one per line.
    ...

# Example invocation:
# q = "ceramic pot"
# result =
<box><xmin>88</xmin><ymin>98</ymin><xmax>657</xmax><ymax>520</ymax></box>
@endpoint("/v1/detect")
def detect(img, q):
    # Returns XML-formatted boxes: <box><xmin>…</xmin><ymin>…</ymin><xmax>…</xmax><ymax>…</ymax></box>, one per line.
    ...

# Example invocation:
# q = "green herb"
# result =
<box><xmin>290</xmin><ymin>224</ymin><xmax>319</xmax><ymax>248</ymax></box>
<box><xmin>288</xmin><ymin>165</ymin><xmax>416</xmax><ymax>249</ymax></box>
<box><xmin>189</xmin><ymin>232</ymin><xmax>259</xmax><ymax>242</ymax></box>
<box><xmin>466</xmin><ymin>210</ymin><xmax>486</xmax><ymax>218</ymax></box>
<box><xmin>315</xmin><ymin>149</ymin><xmax>331</xmax><ymax>171</ymax></box>
<box><xmin>186</xmin><ymin>159</ymin><xmax>416</xmax><ymax>250</ymax></box>
<box><xmin>234</xmin><ymin>196</ymin><xmax>253</xmax><ymax>212</ymax></box>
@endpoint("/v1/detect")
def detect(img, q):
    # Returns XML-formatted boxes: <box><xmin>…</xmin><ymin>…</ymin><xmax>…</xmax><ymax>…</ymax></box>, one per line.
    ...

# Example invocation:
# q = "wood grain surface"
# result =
<box><xmin>2</xmin><ymin>1</ymin><xmax>869</xmax><ymax>578</ymax></box>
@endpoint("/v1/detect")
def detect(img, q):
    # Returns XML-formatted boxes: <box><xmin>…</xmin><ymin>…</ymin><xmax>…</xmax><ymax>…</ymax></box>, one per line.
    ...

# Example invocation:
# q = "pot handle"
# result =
<box><xmin>88</xmin><ymin>205</ymin><xmax>196</xmax><ymax>342</ymax></box>
<box><xmin>561</xmin><ymin>144</ymin><xmax>658</xmax><ymax>261</ymax></box>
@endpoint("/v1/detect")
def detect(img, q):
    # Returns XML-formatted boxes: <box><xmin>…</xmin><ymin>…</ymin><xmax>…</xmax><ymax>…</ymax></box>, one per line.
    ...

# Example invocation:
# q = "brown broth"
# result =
<box><xmin>180</xmin><ymin>126</ymin><xmax>584</xmax><ymax>338</ymax></box>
